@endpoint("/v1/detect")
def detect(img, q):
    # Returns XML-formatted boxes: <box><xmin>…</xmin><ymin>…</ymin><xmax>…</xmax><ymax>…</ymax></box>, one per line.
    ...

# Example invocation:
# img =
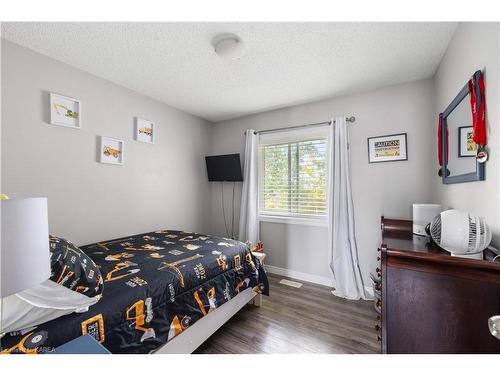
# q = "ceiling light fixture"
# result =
<box><xmin>213</xmin><ymin>34</ymin><xmax>246</xmax><ymax>61</ymax></box>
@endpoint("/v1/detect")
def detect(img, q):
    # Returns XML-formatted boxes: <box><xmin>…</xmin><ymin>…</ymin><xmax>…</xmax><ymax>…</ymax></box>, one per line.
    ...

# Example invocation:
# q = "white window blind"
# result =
<box><xmin>259</xmin><ymin>135</ymin><xmax>328</xmax><ymax>218</ymax></box>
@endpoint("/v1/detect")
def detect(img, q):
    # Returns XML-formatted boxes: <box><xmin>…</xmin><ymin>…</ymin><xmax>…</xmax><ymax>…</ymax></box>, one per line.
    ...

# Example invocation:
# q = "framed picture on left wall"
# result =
<box><xmin>99</xmin><ymin>136</ymin><xmax>124</xmax><ymax>165</ymax></box>
<box><xmin>50</xmin><ymin>93</ymin><xmax>81</xmax><ymax>129</ymax></box>
<box><xmin>135</xmin><ymin>117</ymin><xmax>155</xmax><ymax>144</ymax></box>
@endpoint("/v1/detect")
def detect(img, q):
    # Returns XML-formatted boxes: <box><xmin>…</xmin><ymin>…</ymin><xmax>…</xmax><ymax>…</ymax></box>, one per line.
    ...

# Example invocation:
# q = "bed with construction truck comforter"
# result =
<box><xmin>0</xmin><ymin>229</ymin><xmax>268</xmax><ymax>354</ymax></box>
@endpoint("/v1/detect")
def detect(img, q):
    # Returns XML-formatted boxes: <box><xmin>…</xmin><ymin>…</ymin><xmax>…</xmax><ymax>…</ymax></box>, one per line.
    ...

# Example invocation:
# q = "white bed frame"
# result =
<box><xmin>153</xmin><ymin>288</ymin><xmax>258</xmax><ymax>354</ymax></box>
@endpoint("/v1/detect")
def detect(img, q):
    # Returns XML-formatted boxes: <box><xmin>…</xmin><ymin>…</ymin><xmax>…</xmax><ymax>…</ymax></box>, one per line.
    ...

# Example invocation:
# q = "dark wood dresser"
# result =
<box><xmin>377</xmin><ymin>217</ymin><xmax>500</xmax><ymax>353</ymax></box>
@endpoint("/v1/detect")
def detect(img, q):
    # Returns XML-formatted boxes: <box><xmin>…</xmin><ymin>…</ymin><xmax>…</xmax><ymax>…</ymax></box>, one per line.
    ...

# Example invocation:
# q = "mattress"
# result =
<box><xmin>0</xmin><ymin>230</ymin><xmax>269</xmax><ymax>354</ymax></box>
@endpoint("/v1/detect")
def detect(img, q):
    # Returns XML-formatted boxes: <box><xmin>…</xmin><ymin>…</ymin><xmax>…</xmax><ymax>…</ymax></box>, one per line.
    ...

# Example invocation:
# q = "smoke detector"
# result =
<box><xmin>213</xmin><ymin>34</ymin><xmax>246</xmax><ymax>61</ymax></box>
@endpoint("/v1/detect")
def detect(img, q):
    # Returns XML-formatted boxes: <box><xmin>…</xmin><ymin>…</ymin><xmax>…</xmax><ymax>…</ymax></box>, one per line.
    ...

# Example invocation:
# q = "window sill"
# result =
<box><xmin>258</xmin><ymin>214</ymin><xmax>328</xmax><ymax>227</ymax></box>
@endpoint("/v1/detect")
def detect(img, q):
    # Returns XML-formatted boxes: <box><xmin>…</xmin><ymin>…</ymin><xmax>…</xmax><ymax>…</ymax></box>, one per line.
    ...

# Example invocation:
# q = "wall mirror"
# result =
<box><xmin>441</xmin><ymin>81</ymin><xmax>485</xmax><ymax>184</ymax></box>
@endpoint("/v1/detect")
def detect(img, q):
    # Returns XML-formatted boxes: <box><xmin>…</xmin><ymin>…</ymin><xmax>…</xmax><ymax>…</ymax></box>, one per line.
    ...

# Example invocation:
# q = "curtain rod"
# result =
<box><xmin>251</xmin><ymin>116</ymin><xmax>355</xmax><ymax>135</ymax></box>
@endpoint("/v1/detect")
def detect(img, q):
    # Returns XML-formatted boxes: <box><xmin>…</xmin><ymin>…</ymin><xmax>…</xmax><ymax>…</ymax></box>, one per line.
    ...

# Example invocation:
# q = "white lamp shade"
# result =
<box><xmin>1</xmin><ymin>198</ymin><xmax>50</xmax><ymax>297</ymax></box>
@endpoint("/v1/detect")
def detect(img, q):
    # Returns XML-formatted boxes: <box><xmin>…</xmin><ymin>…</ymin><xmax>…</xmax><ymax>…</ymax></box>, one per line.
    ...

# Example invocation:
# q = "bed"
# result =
<box><xmin>0</xmin><ymin>229</ymin><xmax>269</xmax><ymax>354</ymax></box>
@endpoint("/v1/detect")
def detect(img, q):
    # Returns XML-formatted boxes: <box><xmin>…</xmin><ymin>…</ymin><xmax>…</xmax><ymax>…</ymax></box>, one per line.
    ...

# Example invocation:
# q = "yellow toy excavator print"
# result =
<box><xmin>126</xmin><ymin>298</ymin><xmax>156</xmax><ymax>342</ymax></box>
<box><xmin>139</xmin><ymin>127</ymin><xmax>153</xmax><ymax>136</ymax></box>
<box><xmin>103</xmin><ymin>145</ymin><xmax>122</xmax><ymax>158</ymax></box>
<box><xmin>53</xmin><ymin>103</ymin><xmax>79</xmax><ymax>119</ymax></box>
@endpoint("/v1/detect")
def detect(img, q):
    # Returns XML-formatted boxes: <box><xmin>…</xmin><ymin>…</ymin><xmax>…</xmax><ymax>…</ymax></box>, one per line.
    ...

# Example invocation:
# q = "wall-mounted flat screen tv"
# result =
<box><xmin>205</xmin><ymin>154</ymin><xmax>243</xmax><ymax>182</ymax></box>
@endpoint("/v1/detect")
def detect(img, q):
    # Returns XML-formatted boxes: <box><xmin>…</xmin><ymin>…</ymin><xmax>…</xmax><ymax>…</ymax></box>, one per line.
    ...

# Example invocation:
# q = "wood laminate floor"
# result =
<box><xmin>194</xmin><ymin>273</ymin><xmax>381</xmax><ymax>354</ymax></box>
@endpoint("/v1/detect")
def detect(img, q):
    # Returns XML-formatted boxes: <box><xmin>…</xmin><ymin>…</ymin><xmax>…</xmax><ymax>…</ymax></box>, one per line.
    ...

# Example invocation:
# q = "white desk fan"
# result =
<box><xmin>427</xmin><ymin>209</ymin><xmax>491</xmax><ymax>259</ymax></box>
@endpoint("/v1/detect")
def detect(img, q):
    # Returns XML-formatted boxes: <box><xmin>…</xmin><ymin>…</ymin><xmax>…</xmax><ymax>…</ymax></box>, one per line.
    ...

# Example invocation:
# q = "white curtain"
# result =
<box><xmin>328</xmin><ymin>116</ymin><xmax>367</xmax><ymax>300</ymax></box>
<box><xmin>238</xmin><ymin>129</ymin><xmax>259</xmax><ymax>244</ymax></box>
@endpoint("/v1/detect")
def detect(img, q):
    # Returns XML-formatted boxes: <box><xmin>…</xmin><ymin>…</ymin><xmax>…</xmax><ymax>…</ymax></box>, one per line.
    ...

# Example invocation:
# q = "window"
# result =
<box><xmin>258</xmin><ymin>132</ymin><xmax>328</xmax><ymax>222</ymax></box>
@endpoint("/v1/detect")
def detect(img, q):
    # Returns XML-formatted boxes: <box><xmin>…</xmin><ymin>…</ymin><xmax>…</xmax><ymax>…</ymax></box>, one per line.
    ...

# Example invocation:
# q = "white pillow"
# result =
<box><xmin>1</xmin><ymin>279</ymin><xmax>98</xmax><ymax>335</ymax></box>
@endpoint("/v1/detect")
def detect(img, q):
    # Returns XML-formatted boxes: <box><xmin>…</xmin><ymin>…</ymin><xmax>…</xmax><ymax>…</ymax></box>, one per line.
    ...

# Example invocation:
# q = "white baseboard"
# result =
<box><xmin>265</xmin><ymin>264</ymin><xmax>335</xmax><ymax>287</ymax></box>
<box><xmin>265</xmin><ymin>264</ymin><xmax>374</xmax><ymax>301</ymax></box>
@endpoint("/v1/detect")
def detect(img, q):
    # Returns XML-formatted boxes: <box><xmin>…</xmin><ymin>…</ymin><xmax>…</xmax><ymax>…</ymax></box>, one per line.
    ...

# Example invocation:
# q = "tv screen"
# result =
<box><xmin>205</xmin><ymin>154</ymin><xmax>243</xmax><ymax>182</ymax></box>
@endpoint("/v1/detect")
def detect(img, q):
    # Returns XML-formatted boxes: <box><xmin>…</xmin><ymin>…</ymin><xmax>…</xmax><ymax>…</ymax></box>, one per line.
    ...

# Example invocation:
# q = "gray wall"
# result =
<box><xmin>208</xmin><ymin>79</ymin><xmax>436</xmax><ymax>285</ymax></box>
<box><xmin>1</xmin><ymin>40</ymin><xmax>212</xmax><ymax>245</ymax></box>
<box><xmin>433</xmin><ymin>23</ymin><xmax>500</xmax><ymax>246</ymax></box>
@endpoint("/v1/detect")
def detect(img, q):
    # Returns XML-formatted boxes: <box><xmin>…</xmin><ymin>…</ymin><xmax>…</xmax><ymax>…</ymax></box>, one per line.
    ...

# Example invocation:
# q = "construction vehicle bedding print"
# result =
<box><xmin>0</xmin><ymin>230</ymin><xmax>268</xmax><ymax>354</ymax></box>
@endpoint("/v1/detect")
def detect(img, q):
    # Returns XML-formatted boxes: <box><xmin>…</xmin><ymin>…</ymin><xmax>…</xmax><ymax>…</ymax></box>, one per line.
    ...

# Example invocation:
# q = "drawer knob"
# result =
<box><xmin>377</xmin><ymin>335</ymin><xmax>381</xmax><ymax>342</ymax></box>
<box><xmin>377</xmin><ymin>256</ymin><xmax>381</xmax><ymax>261</ymax></box>
<box><xmin>375</xmin><ymin>324</ymin><xmax>380</xmax><ymax>331</ymax></box>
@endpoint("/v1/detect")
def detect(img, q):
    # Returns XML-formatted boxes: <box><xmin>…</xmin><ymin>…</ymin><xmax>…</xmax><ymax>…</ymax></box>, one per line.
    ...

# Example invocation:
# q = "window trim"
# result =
<box><xmin>258</xmin><ymin>213</ymin><xmax>328</xmax><ymax>227</ymax></box>
<box><xmin>257</xmin><ymin>128</ymin><xmax>330</xmax><ymax>225</ymax></box>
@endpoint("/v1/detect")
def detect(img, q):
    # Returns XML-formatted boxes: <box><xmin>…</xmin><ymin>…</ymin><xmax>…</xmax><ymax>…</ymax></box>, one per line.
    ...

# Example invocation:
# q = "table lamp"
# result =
<box><xmin>1</xmin><ymin>197</ymin><xmax>50</xmax><ymax>298</ymax></box>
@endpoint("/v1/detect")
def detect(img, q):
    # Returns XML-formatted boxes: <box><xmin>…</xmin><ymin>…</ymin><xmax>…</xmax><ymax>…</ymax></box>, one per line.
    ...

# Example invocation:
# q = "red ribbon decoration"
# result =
<box><xmin>468</xmin><ymin>70</ymin><xmax>486</xmax><ymax>146</ymax></box>
<box><xmin>438</xmin><ymin>113</ymin><xmax>448</xmax><ymax>167</ymax></box>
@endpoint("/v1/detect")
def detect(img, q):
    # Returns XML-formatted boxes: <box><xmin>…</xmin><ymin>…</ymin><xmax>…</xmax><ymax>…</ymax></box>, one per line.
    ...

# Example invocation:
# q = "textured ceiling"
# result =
<box><xmin>1</xmin><ymin>22</ymin><xmax>457</xmax><ymax>122</ymax></box>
